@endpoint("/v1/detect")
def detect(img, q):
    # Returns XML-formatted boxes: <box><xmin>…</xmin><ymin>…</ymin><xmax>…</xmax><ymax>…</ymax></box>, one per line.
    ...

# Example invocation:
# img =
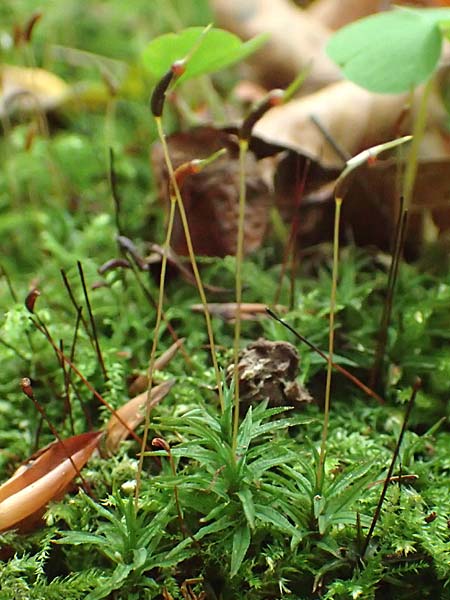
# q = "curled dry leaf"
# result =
<box><xmin>209</xmin><ymin>0</ymin><xmax>341</xmax><ymax>91</ymax></box>
<box><xmin>0</xmin><ymin>431</ymin><xmax>102</xmax><ymax>533</ymax></box>
<box><xmin>252</xmin><ymin>81</ymin><xmax>417</xmax><ymax>169</ymax></box>
<box><xmin>151</xmin><ymin>126</ymin><xmax>271</xmax><ymax>257</ymax></box>
<box><xmin>105</xmin><ymin>380</ymin><xmax>174</xmax><ymax>454</ymax></box>
<box><xmin>0</xmin><ymin>65</ymin><xmax>70</xmax><ymax>118</ymax></box>
<box><xmin>191</xmin><ymin>302</ymin><xmax>287</xmax><ymax>322</ymax></box>
<box><xmin>228</xmin><ymin>338</ymin><xmax>313</xmax><ymax>409</ymax></box>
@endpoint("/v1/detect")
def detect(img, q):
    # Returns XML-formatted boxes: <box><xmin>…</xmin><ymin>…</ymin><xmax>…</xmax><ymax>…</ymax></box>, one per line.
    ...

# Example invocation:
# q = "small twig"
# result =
<box><xmin>266</xmin><ymin>308</ymin><xmax>385</xmax><ymax>404</ymax></box>
<box><xmin>310</xmin><ymin>114</ymin><xmax>350</xmax><ymax>163</ymax></box>
<box><xmin>32</xmin><ymin>319</ymin><xmax>143</xmax><ymax>447</ymax></box>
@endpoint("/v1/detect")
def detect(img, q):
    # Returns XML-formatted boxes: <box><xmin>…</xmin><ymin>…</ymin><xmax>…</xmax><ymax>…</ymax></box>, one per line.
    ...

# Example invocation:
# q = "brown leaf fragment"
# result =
<box><xmin>209</xmin><ymin>0</ymin><xmax>341</xmax><ymax>91</ymax></box>
<box><xmin>228</xmin><ymin>338</ymin><xmax>313</xmax><ymax>409</ymax></box>
<box><xmin>105</xmin><ymin>380</ymin><xmax>174</xmax><ymax>454</ymax></box>
<box><xmin>191</xmin><ymin>302</ymin><xmax>287</xmax><ymax>322</ymax></box>
<box><xmin>151</xmin><ymin>126</ymin><xmax>271</xmax><ymax>257</ymax></box>
<box><xmin>0</xmin><ymin>431</ymin><xmax>102</xmax><ymax>533</ymax></box>
<box><xmin>343</xmin><ymin>159</ymin><xmax>450</xmax><ymax>248</ymax></box>
<box><xmin>306</xmin><ymin>0</ymin><xmax>386</xmax><ymax>31</ymax></box>
<box><xmin>128</xmin><ymin>339</ymin><xmax>185</xmax><ymax>396</ymax></box>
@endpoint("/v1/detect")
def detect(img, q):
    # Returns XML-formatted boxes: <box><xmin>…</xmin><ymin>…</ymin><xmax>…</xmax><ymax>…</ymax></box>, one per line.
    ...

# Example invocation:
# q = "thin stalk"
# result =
<box><xmin>155</xmin><ymin>116</ymin><xmax>224</xmax><ymax>410</ymax></box>
<box><xmin>273</xmin><ymin>158</ymin><xmax>310</xmax><ymax>307</ymax></box>
<box><xmin>125</xmin><ymin>253</ymin><xmax>192</xmax><ymax>367</ymax></box>
<box><xmin>135</xmin><ymin>195</ymin><xmax>176</xmax><ymax>504</ymax></box>
<box><xmin>231</xmin><ymin>88</ymin><xmax>286</xmax><ymax>454</ymax></box>
<box><xmin>370</xmin><ymin>204</ymin><xmax>408</xmax><ymax>389</ymax></box>
<box><xmin>60</xmin><ymin>339</ymin><xmax>75</xmax><ymax>435</ymax></box>
<box><xmin>402</xmin><ymin>78</ymin><xmax>433</xmax><ymax>207</ymax></box>
<box><xmin>317</xmin><ymin>196</ymin><xmax>342</xmax><ymax>491</ymax></box>
<box><xmin>151</xmin><ymin>437</ymin><xmax>195</xmax><ymax>544</ymax></box>
<box><xmin>362</xmin><ymin>379</ymin><xmax>421</xmax><ymax>558</ymax></box>
<box><xmin>109</xmin><ymin>147</ymin><xmax>123</xmax><ymax>236</ymax></box>
<box><xmin>77</xmin><ymin>261</ymin><xmax>108</xmax><ymax>381</ymax></box>
<box><xmin>32</xmin><ymin>320</ymin><xmax>143</xmax><ymax>446</ymax></box>
<box><xmin>61</xmin><ymin>268</ymin><xmax>91</xmax><ymax>336</ymax></box>
<box><xmin>232</xmin><ymin>138</ymin><xmax>248</xmax><ymax>454</ymax></box>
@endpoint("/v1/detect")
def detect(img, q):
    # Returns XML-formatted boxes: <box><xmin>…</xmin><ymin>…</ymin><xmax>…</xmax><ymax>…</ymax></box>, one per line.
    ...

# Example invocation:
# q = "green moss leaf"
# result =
<box><xmin>141</xmin><ymin>27</ymin><xmax>267</xmax><ymax>83</ymax></box>
<box><xmin>326</xmin><ymin>8</ymin><xmax>450</xmax><ymax>93</ymax></box>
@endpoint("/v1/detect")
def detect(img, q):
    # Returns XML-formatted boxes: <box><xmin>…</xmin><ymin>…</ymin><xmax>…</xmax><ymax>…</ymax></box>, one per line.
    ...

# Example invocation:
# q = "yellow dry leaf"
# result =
<box><xmin>0</xmin><ymin>64</ymin><xmax>70</xmax><ymax>117</ymax></box>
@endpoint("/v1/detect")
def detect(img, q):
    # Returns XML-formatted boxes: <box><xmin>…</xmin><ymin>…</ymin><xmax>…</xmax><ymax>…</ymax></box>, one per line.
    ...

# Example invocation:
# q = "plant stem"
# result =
<box><xmin>402</xmin><ymin>78</ymin><xmax>433</xmax><ymax>207</ymax></box>
<box><xmin>135</xmin><ymin>192</ymin><xmax>176</xmax><ymax>505</ymax></box>
<box><xmin>370</xmin><ymin>204</ymin><xmax>408</xmax><ymax>389</ymax></box>
<box><xmin>232</xmin><ymin>138</ymin><xmax>248</xmax><ymax>454</ymax></box>
<box><xmin>155</xmin><ymin>117</ymin><xmax>224</xmax><ymax>411</ymax></box>
<box><xmin>317</xmin><ymin>196</ymin><xmax>342</xmax><ymax>491</ymax></box>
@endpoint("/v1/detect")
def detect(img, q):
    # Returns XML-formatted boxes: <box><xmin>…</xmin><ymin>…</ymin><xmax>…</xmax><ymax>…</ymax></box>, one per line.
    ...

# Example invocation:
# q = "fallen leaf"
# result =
<box><xmin>0</xmin><ymin>64</ymin><xmax>70</xmax><ymax>117</ymax></box>
<box><xmin>151</xmin><ymin>126</ymin><xmax>271</xmax><ymax>257</ymax></box>
<box><xmin>253</xmin><ymin>81</ymin><xmax>407</xmax><ymax>169</ymax></box>
<box><xmin>209</xmin><ymin>0</ymin><xmax>341</xmax><ymax>90</ymax></box>
<box><xmin>343</xmin><ymin>159</ymin><xmax>450</xmax><ymax>244</ymax></box>
<box><xmin>275</xmin><ymin>156</ymin><xmax>450</xmax><ymax>253</ymax></box>
<box><xmin>105</xmin><ymin>380</ymin><xmax>174</xmax><ymax>454</ymax></box>
<box><xmin>128</xmin><ymin>339</ymin><xmax>185</xmax><ymax>396</ymax></box>
<box><xmin>253</xmin><ymin>79</ymin><xmax>449</xmax><ymax>168</ymax></box>
<box><xmin>0</xmin><ymin>431</ymin><xmax>102</xmax><ymax>533</ymax></box>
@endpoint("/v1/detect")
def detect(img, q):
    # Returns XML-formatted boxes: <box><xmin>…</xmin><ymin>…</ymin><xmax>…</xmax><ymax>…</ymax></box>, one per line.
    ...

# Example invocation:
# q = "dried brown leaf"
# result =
<box><xmin>0</xmin><ymin>431</ymin><xmax>102</xmax><ymax>532</ymax></box>
<box><xmin>128</xmin><ymin>339</ymin><xmax>185</xmax><ymax>396</ymax></box>
<box><xmin>209</xmin><ymin>0</ymin><xmax>341</xmax><ymax>91</ymax></box>
<box><xmin>151</xmin><ymin>126</ymin><xmax>271</xmax><ymax>257</ymax></box>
